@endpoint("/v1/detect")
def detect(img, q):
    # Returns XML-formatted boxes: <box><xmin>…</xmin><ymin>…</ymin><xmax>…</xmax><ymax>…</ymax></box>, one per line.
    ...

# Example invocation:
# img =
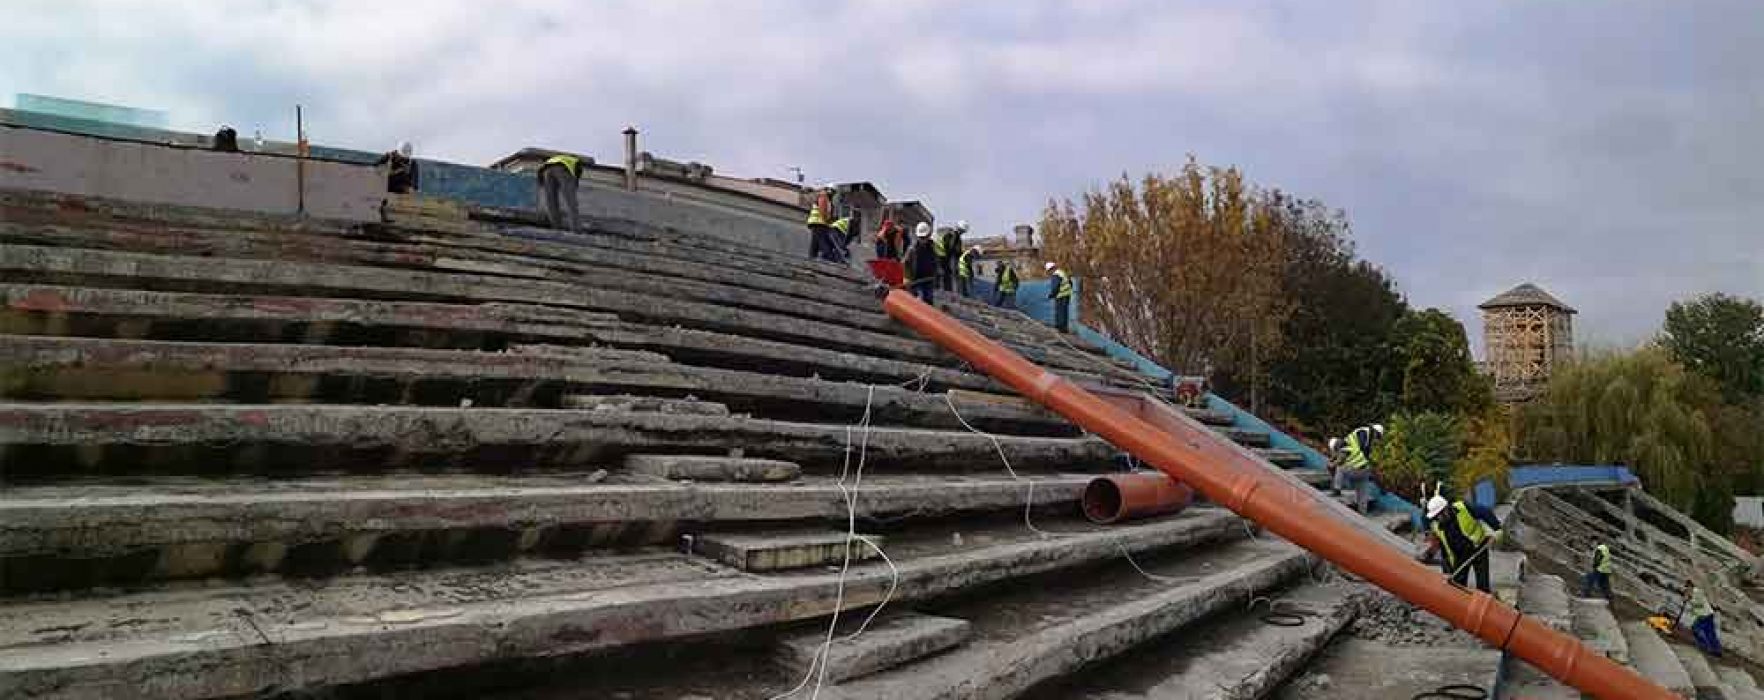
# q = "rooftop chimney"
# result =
<box><xmin>622</xmin><ymin>126</ymin><xmax>639</xmax><ymax>191</ymax></box>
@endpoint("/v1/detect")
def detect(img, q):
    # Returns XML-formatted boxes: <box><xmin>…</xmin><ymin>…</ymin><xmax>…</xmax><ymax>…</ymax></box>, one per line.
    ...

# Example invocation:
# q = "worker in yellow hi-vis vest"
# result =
<box><xmin>1421</xmin><ymin>493</ymin><xmax>1504</xmax><ymax>593</ymax></box>
<box><xmin>537</xmin><ymin>153</ymin><xmax>584</xmax><ymax>232</ymax></box>
<box><xmin>1328</xmin><ymin>423</ymin><xmax>1385</xmax><ymax>513</ymax></box>
<box><xmin>1045</xmin><ymin>262</ymin><xmax>1074</xmax><ymax>332</ymax></box>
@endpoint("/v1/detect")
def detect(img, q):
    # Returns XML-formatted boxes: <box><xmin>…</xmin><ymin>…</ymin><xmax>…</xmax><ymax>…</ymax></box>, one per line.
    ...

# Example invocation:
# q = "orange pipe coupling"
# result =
<box><xmin>881</xmin><ymin>289</ymin><xmax>1671</xmax><ymax>700</ymax></box>
<box><xmin>1083</xmin><ymin>473</ymin><xmax>1195</xmax><ymax>524</ymax></box>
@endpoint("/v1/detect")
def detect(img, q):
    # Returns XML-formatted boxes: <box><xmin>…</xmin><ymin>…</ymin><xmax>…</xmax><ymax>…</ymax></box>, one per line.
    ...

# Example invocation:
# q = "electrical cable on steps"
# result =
<box><xmin>768</xmin><ymin>385</ymin><xmax>900</xmax><ymax>700</ymax></box>
<box><xmin>941</xmin><ymin>392</ymin><xmax>1186</xmax><ymax>584</ymax></box>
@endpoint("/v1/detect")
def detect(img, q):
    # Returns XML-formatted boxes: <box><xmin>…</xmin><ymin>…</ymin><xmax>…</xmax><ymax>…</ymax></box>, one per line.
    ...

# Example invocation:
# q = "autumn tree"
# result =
<box><xmin>1662</xmin><ymin>292</ymin><xmax>1764</xmax><ymax>403</ymax></box>
<box><xmin>1389</xmin><ymin>308</ymin><xmax>1493</xmax><ymax>417</ymax></box>
<box><xmin>1262</xmin><ymin>201</ymin><xmax>1407</xmax><ymax>437</ymax></box>
<box><xmin>1040</xmin><ymin>158</ymin><xmax>1293</xmax><ymax>405</ymax></box>
<box><xmin>1516</xmin><ymin>348</ymin><xmax>1731</xmax><ymax>530</ymax></box>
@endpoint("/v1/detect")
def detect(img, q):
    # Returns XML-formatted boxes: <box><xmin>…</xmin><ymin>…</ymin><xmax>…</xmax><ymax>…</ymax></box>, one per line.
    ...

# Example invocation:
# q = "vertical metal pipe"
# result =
<box><xmin>295</xmin><ymin>105</ymin><xmax>306</xmax><ymax>215</ymax></box>
<box><xmin>623</xmin><ymin>126</ymin><xmax>638</xmax><ymax>191</ymax></box>
<box><xmin>880</xmin><ymin>288</ymin><xmax>1673</xmax><ymax>700</ymax></box>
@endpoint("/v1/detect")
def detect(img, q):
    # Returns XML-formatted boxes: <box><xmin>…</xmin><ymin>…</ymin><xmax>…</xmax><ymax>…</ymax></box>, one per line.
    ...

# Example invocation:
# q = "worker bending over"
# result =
<box><xmin>1685</xmin><ymin>578</ymin><xmax>1722</xmax><ymax>657</ymax></box>
<box><xmin>806</xmin><ymin>189</ymin><xmax>840</xmax><ymax>263</ymax></box>
<box><xmin>829</xmin><ymin>216</ymin><xmax>853</xmax><ymax>265</ymax></box>
<box><xmin>1328</xmin><ymin>423</ymin><xmax>1384</xmax><ymax>513</ymax></box>
<box><xmin>903</xmin><ymin>223</ymin><xmax>939</xmax><ymax>305</ymax></box>
<box><xmin>994</xmin><ymin>261</ymin><xmax>1019</xmax><ymax>309</ymax></box>
<box><xmin>937</xmin><ymin>222</ymin><xmax>967</xmax><ymax>292</ymax></box>
<box><xmin>957</xmin><ymin>245</ymin><xmax>981</xmax><ymax>298</ymax></box>
<box><xmin>1421</xmin><ymin>493</ymin><xmax>1503</xmax><ymax>594</ymax></box>
<box><xmin>536</xmin><ymin>153</ymin><xmax>583</xmax><ymax>232</ymax></box>
<box><xmin>1046</xmin><ymin>262</ymin><xmax>1074</xmax><ymax>332</ymax></box>
<box><xmin>1579</xmin><ymin>543</ymin><xmax>1614</xmax><ymax>599</ymax></box>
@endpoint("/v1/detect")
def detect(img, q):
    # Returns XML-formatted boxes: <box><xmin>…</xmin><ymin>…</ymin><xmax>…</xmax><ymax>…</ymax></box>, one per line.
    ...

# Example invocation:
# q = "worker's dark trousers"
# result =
<box><xmin>1448</xmin><ymin>548</ymin><xmax>1493</xmax><ymax>593</ymax></box>
<box><xmin>538</xmin><ymin>166</ymin><xmax>580</xmax><ymax>232</ymax></box>
<box><xmin>1693</xmin><ymin>615</ymin><xmax>1723</xmax><ymax>656</ymax></box>
<box><xmin>910</xmin><ymin>279</ymin><xmax>935</xmax><ymax>305</ymax></box>
<box><xmin>1053</xmin><ymin>298</ymin><xmax>1070</xmax><ymax>332</ymax></box>
<box><xmin>808</xmin><ymin>225</ymin><xmax>844</xmax><ymax>264</ymax></box>
<box><xmin>958</xmin><ymin>275</ymin><xmax>971</xmax><ymax>298</ymax></box>
<box><xmin>995</xmin><ymin>291</ymin><xmax>1016</xmax><ymax>309</ymax></box>
<box><xmin>1579</xmin><ymin>571</ymin><xmax>1612</xmax><ymax>599</ymax></box>
<box><xmin>938</xmin><ymin>257</ymin><xmax>954</xmax><ymax>291</ymax></box>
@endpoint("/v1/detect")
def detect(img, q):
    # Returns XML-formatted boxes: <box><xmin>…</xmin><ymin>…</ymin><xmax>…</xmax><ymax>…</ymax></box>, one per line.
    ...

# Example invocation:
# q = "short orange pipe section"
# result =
<box><xmin>882</xmin><ymin>289</ymin><xmax>1671</xmax><ymax>700</ymax></box>
<box><xmin>1083</xmin><ymin>473</ymin><xmax>1195</xmax><ymax>524</ymax></box>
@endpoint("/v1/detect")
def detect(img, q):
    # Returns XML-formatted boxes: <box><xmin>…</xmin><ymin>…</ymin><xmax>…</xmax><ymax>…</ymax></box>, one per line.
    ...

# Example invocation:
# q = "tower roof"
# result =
<box><xmin>1478</xmin><ymin>283</ymin><xmax>1576</xmax><ymax>314</ymax></box>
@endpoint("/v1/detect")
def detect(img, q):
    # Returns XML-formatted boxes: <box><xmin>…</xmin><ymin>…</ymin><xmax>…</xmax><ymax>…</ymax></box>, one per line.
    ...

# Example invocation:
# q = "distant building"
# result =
<box><xmin>884</xmin><ymin>201</ymin><xmax>935</xmax><ymax>238</ymax></box>
<box><xmin>964</xmin><ymin>224</ymin><xmax>1045</xmax><ymax>281</ymax></box>
<box><xmin>1479</xmin><ymin>283</ymin><xmax>1576</xmax><ymax>403</ymax></box>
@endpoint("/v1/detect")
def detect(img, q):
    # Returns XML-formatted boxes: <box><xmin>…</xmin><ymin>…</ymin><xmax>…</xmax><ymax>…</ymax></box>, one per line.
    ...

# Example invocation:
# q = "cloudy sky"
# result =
<box><xmin>4</xmin><ymin>1</ymin><xmax>1760</xmax><ymax>348</ymax></box>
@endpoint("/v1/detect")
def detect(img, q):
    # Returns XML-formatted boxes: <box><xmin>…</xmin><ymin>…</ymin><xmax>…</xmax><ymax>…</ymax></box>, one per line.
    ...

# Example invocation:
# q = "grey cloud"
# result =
<box><xmin>2</xmin><ymin>0</ymin><xmax>1759</xmax><ymax>348</ymax></box>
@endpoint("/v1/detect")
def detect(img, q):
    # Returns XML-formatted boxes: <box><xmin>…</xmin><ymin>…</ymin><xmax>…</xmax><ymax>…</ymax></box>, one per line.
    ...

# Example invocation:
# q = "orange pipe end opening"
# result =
<box><xmin>1082</xmin><ymin>473</ymin><xmax>1195</xmax><ymax>524</ymax></box>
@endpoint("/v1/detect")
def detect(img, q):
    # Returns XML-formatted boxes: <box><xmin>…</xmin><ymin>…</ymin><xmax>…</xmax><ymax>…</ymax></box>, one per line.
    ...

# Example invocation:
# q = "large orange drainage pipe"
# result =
<box><xmin>882</xmin><ymin>290</ymin><xmax>1670</xmax><ymax>700</ymax></box>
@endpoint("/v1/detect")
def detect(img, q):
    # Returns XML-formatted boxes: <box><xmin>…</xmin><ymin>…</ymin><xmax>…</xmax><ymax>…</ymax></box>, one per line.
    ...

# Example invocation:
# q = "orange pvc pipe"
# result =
<box><xmin>1083</xmin><ymin>473</ymin><xmax>1195</xmax><ymax>524</ymax></box>
<box><xmin>882</xmin><ymin>289</ymin><xmax>1671</xmax><ymax>700</ymax></box>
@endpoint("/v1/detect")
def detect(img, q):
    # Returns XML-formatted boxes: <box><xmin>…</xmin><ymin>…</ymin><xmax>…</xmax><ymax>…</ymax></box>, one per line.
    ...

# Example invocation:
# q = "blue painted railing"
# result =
<box><xmin>1472</xmin><ymin>465</ymin><xmax>1640</xmax><ymax>508</ymax></box>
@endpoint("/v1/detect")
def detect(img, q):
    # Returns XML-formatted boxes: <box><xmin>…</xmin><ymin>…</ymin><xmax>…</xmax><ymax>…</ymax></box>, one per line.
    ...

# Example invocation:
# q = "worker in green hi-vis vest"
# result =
<box><xmin>536</xmin><ymin>153</ymin><xmax>584</xmax><ymax>232</ymax></box>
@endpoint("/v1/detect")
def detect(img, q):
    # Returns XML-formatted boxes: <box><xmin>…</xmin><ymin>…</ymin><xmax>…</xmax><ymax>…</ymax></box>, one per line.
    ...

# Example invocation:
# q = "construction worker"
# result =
<box><xmin>903</xmin><ymin>223</ymin><xmax>939</xmax><ymax>304</ymax></box>
<box><xmin>994</xmin><ymin>260</ymin><xmax>1020</xmax><ymax>309</ymax></box>
<box><xmin>537</xmin><ymin>153</ymin><xmax>583</xmax><ymax>231</ymax></box>
<box><xmin>1329</xmin><ymin>423</ymin><xmax>1385</xmax><ymax>513</ymax></box>
<box><xmin>375</xmin><ymin>142</ymin><xmax>418</xmax><ymax>194</ymax></box>
<box><xmin>1685</xmin><ymin>578</ymin><xmax>1722</xmax><ymax>657</ymax></box>
<box><xmin>828</xmin><ymin>216</ymin><xmax>853</xmax><ymax>265</ymax></box>
<box><xmin>874</xmin><ymin>217</ymin><xmax>902</xmax><ymax>260</ymax></box>
<box><xmin>957</xmin><ymin>245</ymin><xmax>981</xmax><ymax>298</ymax></box>
<box><xmin>1046</xmin><ymin>262</ymin><xmax>1074</xmax><ymax>332</ymax></box>
<box><xmin>806</xmin><ymin>190</ymin><xmax>833</xmax><ymax>261</ymax></box>
<box><xmin>1421</xmin><ymin>493</ymin><xmax>1504</xmax><ymax>594</ymax></box>
<box><xmin>1579</xmin><ymin>543</ymin><xmax>1614</xmax><ymax>599</ymax></box>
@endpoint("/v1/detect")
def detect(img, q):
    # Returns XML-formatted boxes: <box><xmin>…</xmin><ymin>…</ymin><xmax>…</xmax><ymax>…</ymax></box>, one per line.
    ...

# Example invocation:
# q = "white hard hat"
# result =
<box><xmin>914</xmin><ymin>222</ymin><xmax>931</xmax><ymax>238</ymax></box>
<box><xmin>398</xmin><ymin>141</ymin><xmax>413</xmax><ymax>157</ymax></box>
<box><xmin>1044</xmin><ymin>261</ymin><xmax>1056</xmax><ymax>271</ymax></box>
<box><xmin>956</xmin><ymin>220</ymin><xmax>970</xmax><ymax>232</ymax></box>
<box><xmin>1328</xmin><ymin>438</ymin><xmax>1342</xmax><ymax>452</ymax></box>
<box><xmin>1426</xmin><ymin>495</ymin><xmax>1449</xmax><ymax>519</ymax></box>
<box><xmin>1372</xmin><ymin>423</ymin><xmax>1386</xmax><ymax>436</ymax></box>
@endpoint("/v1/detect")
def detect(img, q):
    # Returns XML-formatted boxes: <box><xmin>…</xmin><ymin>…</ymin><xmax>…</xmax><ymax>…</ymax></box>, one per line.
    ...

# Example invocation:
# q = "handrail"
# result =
<box><xmin>881</xmin><ymin>289</ymin><xmax>1670</xmax><ymax>700</ymax></box>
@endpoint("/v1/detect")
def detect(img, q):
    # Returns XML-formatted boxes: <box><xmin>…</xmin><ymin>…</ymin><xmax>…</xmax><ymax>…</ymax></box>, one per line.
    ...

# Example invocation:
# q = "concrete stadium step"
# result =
<box><xmin>0</xmin><ymin>245</ymin><xmax>947</xmax><ymax>364</ymax></box>
<box><xmin>0</xmin><ymin>284</ymin><xmax>1002</xmax><ymax>393</ymax></box>
<box><xmin>1718</xmin><ymin>666</ymin><xmax>1764</xmax><ymax>700</ymax></box>
<box><xmin>0</xmin><ymin>335</ymin><xmax>1069</xmax><ymax>436</ymax></box>
<box><xmin>816</xmin><ymin>536</ymin><xmax>1319</xmax><ymax>700</ymax></box>
<box><xmin>1501</xmin><ymin>571</ymin><xmax>1580</xmax><ymax>699</ymax></box>
<box><xmin>0</xmin><ymin>473</ymin><xmax>1096</xmax><ymax>592</ymax></box>
<box><xmin>1621</xmin><ymin>620</ymin><xmax>1698</xmax><ymax>696</ymax></box>
<box><xmin>1572</xmin><ymin>595</ymin><xmax>1630</xmax><ymax>664</ymax></box>
<box><xmin>1670</xmin><ymin>642</ymin><xmax>1737</xmax><ymax>699</ymax></box>
<box><xmin>621</xmin><ymin>453</ymin><xmax>801</xmax><ymax>482</ymax></box>
<box><xmin>1024</xmin><ymin>580</ymin><xmax>1364</xmax><ymax>699</ymax></box>
<box><xmin>0</xmin><ymin>218</ymin><xmax>896</xmax><ymax>331</ymax></box>
<box><xmin>0</xmin><ymin>509</ymin><xmax>1247</xmax><ymax>700</ymax></box>
<box><xmin>1184</xmin><ymin>406</ymin><xmax>1235</xmax><ymax>425</ymax></box>
<box><xmin>696</xmin><ymin>530</ymin><xmax>884</xmax><ymax>572</ymax></box>
<box><xmin>1258</xmin><ymin>447</ymin><xmax>1307</xmax><ymax>468</ymax></box>
<box><xmin>0</xmin><ymin>188</ymin><xmax>875</xmax><ymax>305</ymax></box>
<box><xmin>0</xmin><ymin>403</ymin><xmax>1116</xmax><ymax>482</ymax></box>
<box><xmin>773</xmin><ymin>612</ymin><xmax>972</xmax><ymax>685</ymax></box>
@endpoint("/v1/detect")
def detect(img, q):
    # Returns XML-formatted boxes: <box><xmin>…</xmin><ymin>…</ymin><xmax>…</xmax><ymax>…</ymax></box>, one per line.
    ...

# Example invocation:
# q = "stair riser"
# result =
<box><xmin>0</xmin><ymin>405</ymin><xmax>1115</xmax><ymax>482</ymax></box>
<box><xmin>0</xmin><ymin>514</ymin><xmax>1244</xmax><ymax>700</ymax></box>
<box><xmin>0</xmin><ymin>338</ymin><xmax>1070</xmax><ymax>437</ymax></box>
